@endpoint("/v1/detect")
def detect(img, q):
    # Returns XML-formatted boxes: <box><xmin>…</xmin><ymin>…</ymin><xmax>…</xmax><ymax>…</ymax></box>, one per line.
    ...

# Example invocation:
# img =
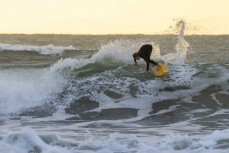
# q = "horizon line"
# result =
<box><xmin>0</xmin><ymin>33</ymin><xmax>229</xmax><ymax>36</ymax></box>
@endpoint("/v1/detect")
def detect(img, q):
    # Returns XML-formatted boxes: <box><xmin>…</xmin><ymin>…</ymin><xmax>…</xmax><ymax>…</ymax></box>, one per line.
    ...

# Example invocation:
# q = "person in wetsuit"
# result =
<box><xmin>133</xmin><ymin>44</ymin><xmax>161</xmax><ymax>72</ymax></box>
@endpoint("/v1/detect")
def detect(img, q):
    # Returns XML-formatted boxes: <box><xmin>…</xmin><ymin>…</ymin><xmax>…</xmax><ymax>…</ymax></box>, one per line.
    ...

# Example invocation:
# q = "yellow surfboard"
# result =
<box><xmin>150</xmin><ymin>63</ymin><xmax>169</xmax><ymax>77</ymax></box>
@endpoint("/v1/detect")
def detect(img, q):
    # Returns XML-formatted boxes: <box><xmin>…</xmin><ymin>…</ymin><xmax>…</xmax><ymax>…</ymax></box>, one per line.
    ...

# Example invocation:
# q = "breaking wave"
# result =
<box><xmin>0</xmin><ymin>43</ymin><xmax>75</xmax><ymax>55</ymax></box>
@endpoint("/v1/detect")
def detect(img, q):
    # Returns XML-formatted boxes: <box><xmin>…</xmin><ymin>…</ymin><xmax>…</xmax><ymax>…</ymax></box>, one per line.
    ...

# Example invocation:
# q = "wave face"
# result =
<box><xmin>0</xmin><ymin>26</ymin><xmax>229</xmax><ymax>152</ymax></box>
<box><xmin>0</xmin><ymin>35</ymin><xmax>228</xmax><ymax>125</ymax></box>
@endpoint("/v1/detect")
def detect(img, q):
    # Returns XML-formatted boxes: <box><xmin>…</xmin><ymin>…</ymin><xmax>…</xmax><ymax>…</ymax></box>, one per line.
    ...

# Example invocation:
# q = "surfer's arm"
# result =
<box><xmin>145</xmin><ymin>59</ymin><xmax>160</xmax><ymax>71</ymax></box>
<box><xmin>144</xmin><ymin>59</ymin><xmax>150</xmax><ymax>71</ymax></box>
<box><xmin>149</xmin><ymin>60</ymin><xmax>158</xmax><ymax>66</ymax></box>
<box><xmin>134</xmin><ymin>57</ymin><xmax>138</xmax><ymax>66</ymax></box>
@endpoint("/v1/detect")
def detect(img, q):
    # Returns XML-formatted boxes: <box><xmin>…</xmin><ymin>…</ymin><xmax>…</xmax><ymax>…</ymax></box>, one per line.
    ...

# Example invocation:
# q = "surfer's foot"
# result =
<box><xmin>157</xmin><ymin>65</ymin><xmax>162</xmax><ymax>70</ymax></box>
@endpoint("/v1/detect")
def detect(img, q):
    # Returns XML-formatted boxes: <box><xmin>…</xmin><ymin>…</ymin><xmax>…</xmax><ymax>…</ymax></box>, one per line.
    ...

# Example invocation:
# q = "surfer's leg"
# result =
<box><xmin>149</xmin><ymin>60</ymin><xmax>162</xmax><ymax>70</ymax></box>
<box><xmin>149</xmin><ymin>60</ymin><xmax>158</xmax><ymax>66</ymax></box>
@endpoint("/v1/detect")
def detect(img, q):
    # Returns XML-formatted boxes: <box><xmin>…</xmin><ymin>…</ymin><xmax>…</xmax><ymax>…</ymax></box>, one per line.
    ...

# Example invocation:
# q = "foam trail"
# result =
<box><xmin>0</xmin><ymin>43</ymin><xmax>75</xmax><ymax>55</ymax></box>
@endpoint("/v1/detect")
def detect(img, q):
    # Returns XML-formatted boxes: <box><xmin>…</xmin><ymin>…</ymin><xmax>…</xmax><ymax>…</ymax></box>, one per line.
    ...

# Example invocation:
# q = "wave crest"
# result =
<box><xmin>0</xmin><ymin>43</ymin><xmax>75</xmax><ymax>55</ymax></box>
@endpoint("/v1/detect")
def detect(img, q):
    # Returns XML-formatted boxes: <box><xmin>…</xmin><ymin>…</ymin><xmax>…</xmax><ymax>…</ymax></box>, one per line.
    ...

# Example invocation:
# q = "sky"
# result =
<box><xmin>0</xmin><ymin>0</ymin><xmax>228</xmax><ymax>35</ymax></box>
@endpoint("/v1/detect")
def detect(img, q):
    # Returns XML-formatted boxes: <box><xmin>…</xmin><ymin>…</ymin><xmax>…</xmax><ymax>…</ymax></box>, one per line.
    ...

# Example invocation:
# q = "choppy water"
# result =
<box><xmin>0</xmin><ymin>25</ymin><xmax>229</xmax><ymax>152</ymax></box>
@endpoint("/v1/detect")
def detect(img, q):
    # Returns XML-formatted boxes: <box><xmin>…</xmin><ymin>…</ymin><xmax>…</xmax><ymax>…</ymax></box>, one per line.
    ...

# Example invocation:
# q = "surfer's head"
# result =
<box><xmin>133</xmin><ymin>53</ymin><xmax>140</xmax><ymax>60</ymax></box>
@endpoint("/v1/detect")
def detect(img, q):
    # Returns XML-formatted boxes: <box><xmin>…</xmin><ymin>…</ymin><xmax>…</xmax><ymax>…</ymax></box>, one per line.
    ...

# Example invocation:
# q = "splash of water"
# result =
<box><xmin>175</xmin><ymin>20</ymin><xmax>190</xmax><ymax>60</ymax></box>
<box><xmin>161</xmin><ymin>19</ymin><xmax>190</xmax><ymax>65</ymax></box>
<box><xmin>91</xmin><ymin>39</ymin><xmax>160</xmax><ymax>64</ymax></box>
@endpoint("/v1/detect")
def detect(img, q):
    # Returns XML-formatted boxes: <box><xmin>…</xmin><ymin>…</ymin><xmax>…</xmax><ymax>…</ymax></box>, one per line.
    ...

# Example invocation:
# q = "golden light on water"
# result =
<box><xmin>0</xmin><ymin>0</ymin><xmax>228</xmax><ymax>34</ymax></box>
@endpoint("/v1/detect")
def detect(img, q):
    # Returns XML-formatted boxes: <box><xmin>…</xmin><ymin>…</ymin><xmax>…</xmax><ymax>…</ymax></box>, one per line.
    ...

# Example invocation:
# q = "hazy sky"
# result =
<box><xmin>0</xmin><ymin>0</ymin><xmax>228</xmax><ymax>34</ymax></box>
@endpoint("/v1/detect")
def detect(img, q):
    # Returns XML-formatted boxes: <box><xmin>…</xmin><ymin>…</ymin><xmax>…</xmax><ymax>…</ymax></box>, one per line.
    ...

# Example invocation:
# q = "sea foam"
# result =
<box><xmin>1</xmin><ymin>128</ymin><xmax>229</xmax><ymax>153</ymax></box>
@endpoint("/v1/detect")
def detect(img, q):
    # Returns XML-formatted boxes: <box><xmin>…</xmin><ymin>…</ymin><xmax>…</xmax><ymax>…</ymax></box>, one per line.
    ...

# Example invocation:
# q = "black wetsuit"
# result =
<box><xmin>134</xmin><ymin>44</ymin><xmax>158</xmax><ymax>71</ymax></box>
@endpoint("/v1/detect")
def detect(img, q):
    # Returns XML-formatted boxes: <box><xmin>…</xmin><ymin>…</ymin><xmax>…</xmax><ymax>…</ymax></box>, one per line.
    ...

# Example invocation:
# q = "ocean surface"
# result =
<box><xmin>0</xmin><ymin>26</ymin><xmax>229</xmax><ymax>152</ymax></box>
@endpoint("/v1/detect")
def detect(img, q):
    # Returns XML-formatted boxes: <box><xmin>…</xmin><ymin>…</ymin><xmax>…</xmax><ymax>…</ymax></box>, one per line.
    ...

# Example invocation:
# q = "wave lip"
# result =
<box><xmin>0</xmin><ymin>43</ymin><xmax>75</xmax><ymax>55</ymax></box>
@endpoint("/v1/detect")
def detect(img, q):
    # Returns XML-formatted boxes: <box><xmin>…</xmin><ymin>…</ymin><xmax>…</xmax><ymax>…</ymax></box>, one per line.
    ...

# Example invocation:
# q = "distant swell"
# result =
<box><xmin>0</xmin><ymin>43</ymin><xmax>75</xmax><ymax>55</ymax></box>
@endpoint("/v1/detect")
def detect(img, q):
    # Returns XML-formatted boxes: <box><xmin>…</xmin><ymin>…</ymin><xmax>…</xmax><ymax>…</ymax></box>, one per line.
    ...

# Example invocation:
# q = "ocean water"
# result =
<box><xmin>0</xmin><ymin>26</ymin><xmax>229</xmax><ymax>152</ymax></box>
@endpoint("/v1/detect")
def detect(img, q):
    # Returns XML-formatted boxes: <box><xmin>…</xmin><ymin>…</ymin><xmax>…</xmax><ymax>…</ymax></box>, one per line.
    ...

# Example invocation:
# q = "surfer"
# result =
<box><xmin>133</xmin><ymin>44</ymin><xmax>161</xmax><ymax>72</ymax></box>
